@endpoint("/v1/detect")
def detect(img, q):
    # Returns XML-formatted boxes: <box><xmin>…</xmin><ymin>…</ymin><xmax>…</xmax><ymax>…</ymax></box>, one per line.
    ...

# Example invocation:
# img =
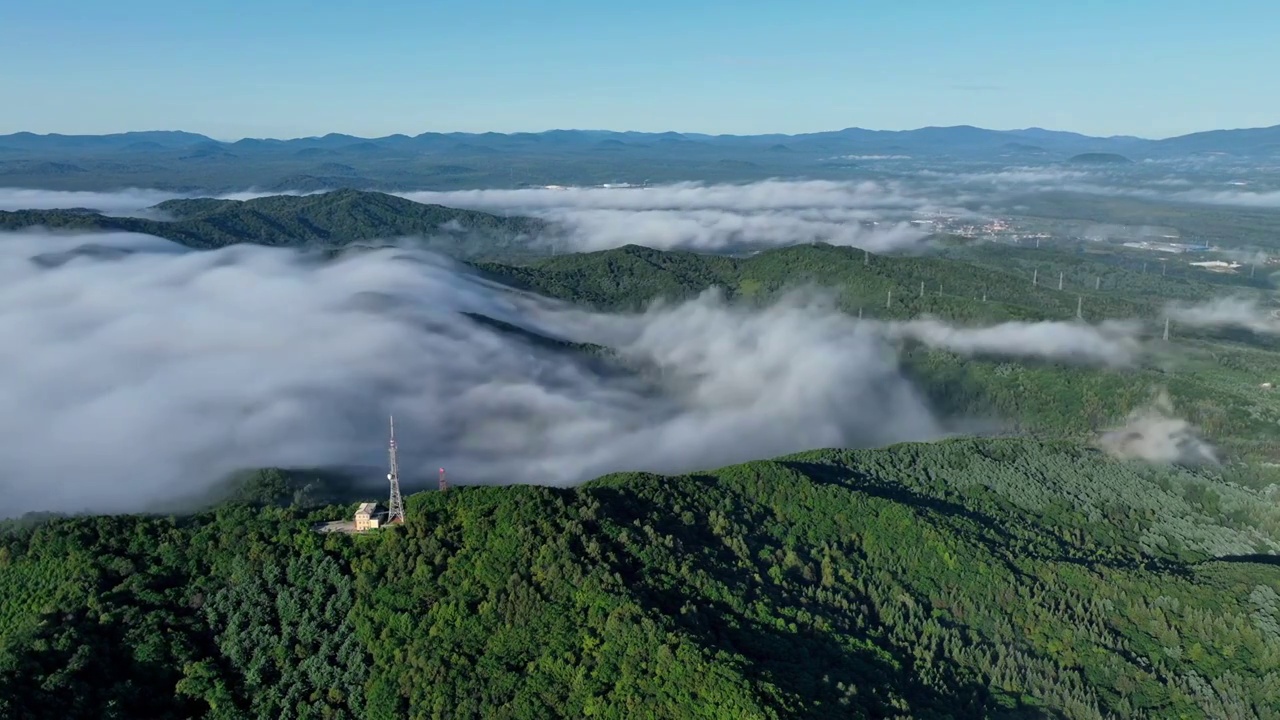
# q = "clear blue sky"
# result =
<box><xmin>3</xmin><ymin>0</ymin><xmax>1277</xmax><ymax>139</ymax></box>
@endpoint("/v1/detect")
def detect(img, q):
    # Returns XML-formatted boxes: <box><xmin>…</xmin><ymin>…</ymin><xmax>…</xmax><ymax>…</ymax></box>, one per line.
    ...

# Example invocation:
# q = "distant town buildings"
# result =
<box><xmin>1121</xmin><ymin>240</ymin><xmax>1205</xmax><ymax>254</ymax></box>
<box><xmin>1188</xmin><ymin>260</ymin><xmax>1243</xmax><ymax>272</ymax></box>
<box><xmin>538</xmin><ymin>183</ymin><xmax>643</xmax><ymax>190</ymax></box>
<box><xmin>914</xmin><ymin>215</ymin><xmax>1025</xmax><ymax>240</ymax></box>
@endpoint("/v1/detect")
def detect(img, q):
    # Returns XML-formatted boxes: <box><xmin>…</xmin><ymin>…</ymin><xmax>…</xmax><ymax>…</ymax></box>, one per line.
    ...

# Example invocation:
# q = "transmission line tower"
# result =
<box><xmin>386</xmin><ymin>415</ymin><xmax>405</xmax><ymax>524</ymax></box>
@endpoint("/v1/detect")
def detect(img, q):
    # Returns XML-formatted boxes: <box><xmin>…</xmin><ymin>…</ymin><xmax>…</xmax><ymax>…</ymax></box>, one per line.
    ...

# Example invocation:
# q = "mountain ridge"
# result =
<box><xmin>2</xmin><ymin>437</ymin><xmax>1277</xmax><ymax>717</ymax></box>
<box><xmin>5</xmin><ymin>122</ymin><xmax>1278</xmax><ymax>143</ymax></box>
<box><xmin>3</xmin><ymin>123</ymin><xmax>1278</xmax><ymax>193</ymax></box>
<box><xmin>3</xmin><ymin>123</ymin><xmax>1279</xmax><ymax>157</ymax></box>
<box><xmin>0</xmin><ymin>189</ymin><xmax>546</xmax><ymax>258</ymax></box>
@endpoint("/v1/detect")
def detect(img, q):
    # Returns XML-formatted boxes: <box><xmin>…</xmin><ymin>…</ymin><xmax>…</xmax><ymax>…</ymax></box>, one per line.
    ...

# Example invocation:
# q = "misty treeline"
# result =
<box><xmin>1007</xmin><ymin>191</ymin><xmax>1280</xmax><ymax>252</ymax></box>
<box><xmin>6</xmin><ymin>219</ymin><xmax>1280</xmax><ymax>520</ymax></box>
<box><xmin>1</xmin><ymin>439</ymin><xmax>1277</xmax><ymax>719</ymax></box>
<box><xmin>939</xmin><ymin>242</ymin><xmax>1274</xmax><ymax>302</ymax></box>
<box><xmin>483</xmin><ymin>241</ymin><xmax>1280</xmax><ymax>463</ymax></box>
<box><xmin>0</xmin><ymin>190</ymin><xmax>545</xmax><ymax>259</ymax></box>
<box><xmin>477</xmin><ymin>241</ymin><xmax>1233</xmax><ymax>325</ymax></box>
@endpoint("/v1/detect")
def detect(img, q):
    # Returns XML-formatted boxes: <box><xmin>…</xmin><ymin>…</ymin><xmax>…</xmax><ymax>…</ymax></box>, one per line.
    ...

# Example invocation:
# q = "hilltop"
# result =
<box><xmin>0</xmin><ymin>189</ymin><xmax>547</xmax><ymax>258</ymax></box>
<box><xmin>1</xmin><ymin>438</ymin><xmax>1276</xmax><ymax>718</ymax></box>
<box><xmin>475</xmin><ymin>241</ymin><xmax>1209</xmax><ymax>319</ymax></box>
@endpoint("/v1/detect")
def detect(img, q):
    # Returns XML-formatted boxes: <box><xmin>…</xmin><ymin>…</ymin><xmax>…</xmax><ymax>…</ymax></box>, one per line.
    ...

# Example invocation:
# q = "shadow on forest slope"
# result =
<box><xmin>1210</xmin><ymin>553</ymin><xmax>1280</xmax><ymax>566</ymax></box>
<box><xmin>587</xmin><ymin>482</ymin><xmax>1061</xmax><ymax>720</ymax></box>
<box><xmin>782</xmin><ymin>460</ymin><xmax>1193</xmax><ymax>578</ymax></box>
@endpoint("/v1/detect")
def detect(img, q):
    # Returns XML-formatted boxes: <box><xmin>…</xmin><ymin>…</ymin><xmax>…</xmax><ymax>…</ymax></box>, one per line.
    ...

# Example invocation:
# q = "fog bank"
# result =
<box><xmin>0</xmin><ymin>230</ymin><xmax>946</xmax><ymax>516</ymax></box>
<box><xmin>398</xmin><ymin>180</ymin><xmax>940</xmax><ymax>253</ymax></box>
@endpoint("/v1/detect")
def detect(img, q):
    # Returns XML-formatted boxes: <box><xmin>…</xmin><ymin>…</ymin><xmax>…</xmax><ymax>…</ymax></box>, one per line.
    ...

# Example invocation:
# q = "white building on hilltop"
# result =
<box><xmin>353</xmin><ymin>502</ymin><xmax>384</xmax><ymax>532</ymax></box>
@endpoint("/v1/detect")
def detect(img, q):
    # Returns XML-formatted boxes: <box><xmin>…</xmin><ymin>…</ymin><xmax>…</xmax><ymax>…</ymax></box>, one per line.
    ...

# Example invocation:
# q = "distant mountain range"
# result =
<box><xmin>2</xmin><ymin>124</ymin><xmax>1278</xmax><ymax>192</ymax></box>
<box><xmin>4</xmin><ymin>124</ymin><xmax>1280</xmax><ymax>157</ymax></box>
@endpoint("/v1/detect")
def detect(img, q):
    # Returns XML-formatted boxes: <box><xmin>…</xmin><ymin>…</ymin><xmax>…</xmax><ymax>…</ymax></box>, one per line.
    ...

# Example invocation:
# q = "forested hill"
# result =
<box><xmin>1</xmin><ymin>438</ymin><xmax>1277</xmax><ymax>719</ymax></box>
<box><xmin>474</xmin><ymin>241</ymin><xmax>1215</xmax><ymax>322</ymax></box>
<box><xmin>0</xmin><ymin>189</ymin><xmax>546</xmax><ymax>257</ymax></box>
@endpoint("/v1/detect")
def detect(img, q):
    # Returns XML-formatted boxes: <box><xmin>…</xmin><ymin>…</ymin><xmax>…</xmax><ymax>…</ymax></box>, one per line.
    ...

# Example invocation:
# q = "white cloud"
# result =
<box><xmin>0</xmin><ymin>187</ymin><xmax>323</xmax><ymax>217</ymax></box>
<box><xmin>875</xmin><ymin>316</ymin><xmax>1144</xmax><ymax>367</ymax></box>
<box><xmin>0</xmin><ymin>188</ymin><xmax>180</xmax><ymax>214</ymax></box>
<box><xmin>0</xmin><ymin>230</ymin><xmax>949</xmax><ymax>516</ymax></box>
<box><xmin>404</xmin><ymin>179</ymin><xmax>927</xmax><ymax>212</ymax></box>
<box><xmin>1166</xmin><ymin>296</ymin><xmax>1280</xmax><ymax>335</ymax></box>
<box><xmin>1166</xmin><ymin>188</ymin><xmax>1280</xmax><ymax>208</ymax></box>
<box><xmin>915</xmin><ymin>166</ymin><xmax>1280</xmax><ymax>210</ymax></box>
<box><xmin>397</xmin><ymin>180</ymin><xmax>942</xmax><ymax>253</ymax></box>
<box><xmin>1098</xmin><ymin>390</ymin><xmax>1218</xmax><ymax>466</ymax></box>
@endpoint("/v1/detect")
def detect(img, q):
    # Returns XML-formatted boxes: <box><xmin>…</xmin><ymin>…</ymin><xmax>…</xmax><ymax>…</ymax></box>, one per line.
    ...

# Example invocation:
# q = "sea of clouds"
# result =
<box><xmin>0</xmin><ymin>228</ymin><xmax>1187</xmax><ymax>516</ymax></box>
<box><xmin>398</xmin><ymin>180</ymin><xmax>947</xmax><ymax>253</ymax></box>
<box><xmin>4</xmin><ymin>172</ymin><xmax>1267</xmax><ymax>516</ymax></box>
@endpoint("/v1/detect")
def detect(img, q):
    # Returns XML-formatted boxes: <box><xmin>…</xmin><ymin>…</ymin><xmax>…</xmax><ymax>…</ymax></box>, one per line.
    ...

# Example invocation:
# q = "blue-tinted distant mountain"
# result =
<box><xmin>312</xmin><ymin>162</ymin><xmax>359</xmax><ymax>175</ymax></box>
<box><xmin>293</xmin><ymin>146</ymin><xmax>341</xmax><ymax>158</ymax></box>
<box><xmin>1000</xmin><ymin>142</ymin><xmax>1048</xmax><ymax>155</ymax></box>
<box><xmin>0</xmin><ymin>160</ymin><xmax>89</xmax><ymax>174</ymax></box>
<box><xmin>1068</xmin><ymin>152</ymin><xmax>1134</xmax><ymax>165</ymax></box>
<box><xmin>1154</xmin><ymin>124</ymin><xmax>1280</xmax><ymax>155</ymax></box>
<box><xmin>5</xmin><ymin>124</ymin><xmax>1280</xmax><ymax>158</ymax></box>
<box><xmin>340</xmin><ymin>141</ymin><xmax>398</xmax><ymax>156</ymax></box>
<box><xmin>2</xmin><ymin>123</ymin><xmax>1278</xmax><ymax>191</ymax></box>
<box><xmin>0</xmin><ymin>130</ymin><xmax>212</xmax><ymax>153</ymax></box>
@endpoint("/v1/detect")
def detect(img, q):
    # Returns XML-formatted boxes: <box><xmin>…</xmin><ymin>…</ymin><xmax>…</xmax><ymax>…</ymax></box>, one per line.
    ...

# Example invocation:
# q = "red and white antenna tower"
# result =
<box><xmin>386</xmin><ymin>415</ymin><xmax>405</xmax><ymax>524</ymax></box>
<box><xmin>438</xmin><ymin>467</ymin><xmax>448</xmax><ymax>492</ymax></box>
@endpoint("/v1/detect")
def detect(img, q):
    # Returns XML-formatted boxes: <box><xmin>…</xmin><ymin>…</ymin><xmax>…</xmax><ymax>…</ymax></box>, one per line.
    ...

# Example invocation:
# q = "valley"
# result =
<box><xmin>9</xmin><ymin>4</ymin><xmax>1280</xmax><ymax>716</ymax></box>
<box><xmin>2</xmin><ymin>179</ymin><xmax>1279</xmax><ymax>719</ymax></box>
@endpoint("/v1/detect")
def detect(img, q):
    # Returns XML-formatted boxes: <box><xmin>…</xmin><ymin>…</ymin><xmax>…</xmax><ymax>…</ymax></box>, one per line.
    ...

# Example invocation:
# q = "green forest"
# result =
<box><xmin>5</xmin><ymin>190</ymin><xmax>1280</xmax><ymax>717</ymax></box>
<box><xmin>2</xmin><ymin>439</ymin><xmax>1278</xmax><ymax>719</ymax></box>
<box><xmin>474</xmin><ymin>242</ymin><xmax>1280</xmax><ymax>464</ymax></box>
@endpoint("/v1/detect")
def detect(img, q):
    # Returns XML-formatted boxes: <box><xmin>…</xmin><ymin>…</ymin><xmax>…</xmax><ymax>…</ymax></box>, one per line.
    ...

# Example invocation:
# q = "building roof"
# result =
<box><xmin>355</xmin><ymin>502</ymin><xmax>379</xmax><ymax>516</ymax></box>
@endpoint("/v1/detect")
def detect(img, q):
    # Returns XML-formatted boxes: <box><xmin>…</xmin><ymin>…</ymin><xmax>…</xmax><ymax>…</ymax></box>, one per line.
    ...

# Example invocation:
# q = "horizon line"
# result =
<box><xmin>3</xmin><ymin>121</ymin><xmax>1278</xmax><ymax>145</ymax></box>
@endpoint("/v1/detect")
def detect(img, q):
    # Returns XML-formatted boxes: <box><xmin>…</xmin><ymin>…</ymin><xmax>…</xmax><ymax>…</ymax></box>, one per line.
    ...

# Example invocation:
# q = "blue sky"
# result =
<box><xmin>3</xmin><ymin>0</ymin><xmax>1277</xmax><ymax>139</ymax></box>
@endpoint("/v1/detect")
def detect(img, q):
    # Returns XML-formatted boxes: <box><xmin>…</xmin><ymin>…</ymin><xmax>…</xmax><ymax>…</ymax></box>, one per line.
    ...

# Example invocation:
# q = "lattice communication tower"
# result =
<box><xmin>386</xmin><ymin>415</ymin><xmax>405</xmax><ymax>524</ymax></box>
